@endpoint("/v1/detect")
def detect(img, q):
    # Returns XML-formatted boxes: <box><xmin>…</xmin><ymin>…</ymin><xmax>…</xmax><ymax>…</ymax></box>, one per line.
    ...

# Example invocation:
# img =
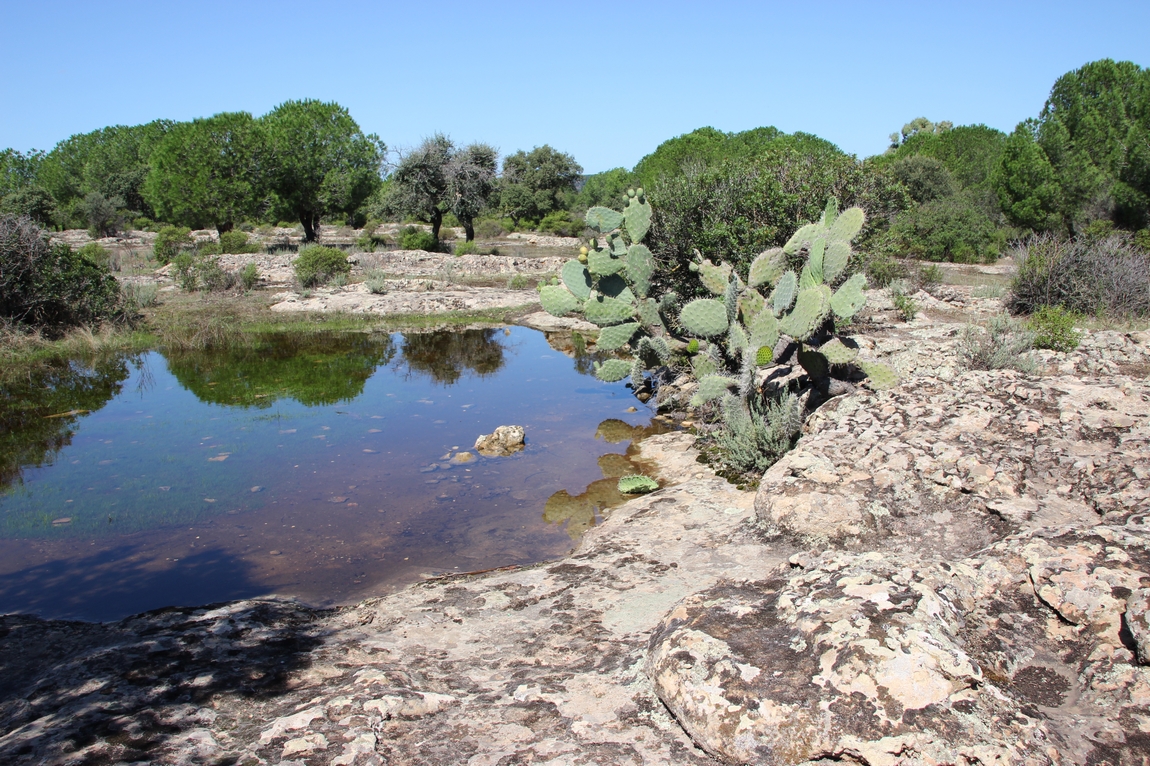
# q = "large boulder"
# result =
<box><xmin>649</xmin><ymin>524</ymin><xmax>1150</xmax><ymax>765</ymax></box>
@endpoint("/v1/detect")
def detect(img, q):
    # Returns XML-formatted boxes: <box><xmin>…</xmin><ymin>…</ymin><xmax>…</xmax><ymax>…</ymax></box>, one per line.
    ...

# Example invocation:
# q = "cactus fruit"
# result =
<box><xmin>587</xmin><ymin>248</ymin><xmax>625</xmax><ymax>276</ymax></box>
<box><xmin>738</xmin><ymin>287</ymin><xmax>766</xmax><ymax>325</ymax></box>
<box><xmin>859</xmin><ymin>360</ymin><xmax>898</xmax><ymax>390</ymax></box>
<box><xmin>778</xmin><ymin>285</ymin><xmax>831</xmax><ymax>341</ymax></box>
<box><xmin>624</xmin><ymin>195</ymin><xmax>652</xmax><ymax>242</ymax></box>
<box><xmin>618</xmin><ymin>474</ymin><xmax>658</xmax><ymax>494</ymax></box>
<box><xmin>755</xmin><ymin>345</ymin><xmax>774</xmax><ymax>365</ymax></box>
<box><xmin>817</xmin><ymin>336</ymin><xmax>860</xmax><ymax>365</ymax></box>
<box><xmin>679</xmin><ymin>298</ymin><xmax>729</xmax><ymax>337</ymax></box>
<box><xmin>586</xmin><ymin>206</ymin><xmax>624</xmax><ymax>233</ymax></box>
<box><xmin>770</xmin><ymin>271</ymin><xmax>798</xmax><ymax>316</ymax></box>
<box><xmin>687</xmin><ymin>338</ymin><xmax>699</xmax><ymax>354</ymax></box>
<box><xmin>690</xmin><ymin>374</ymin><xmax>738</xmax><ymax>406</ymax></box>
<box><xmin>583</xmin><ymin>293</ymin><xmax>635</xmax><ymax>326</ymax></box>
<box><xmin>562</xmin><ymin>259</ymin><xmax>592</xmax><ymax>300</ymax></box>
<box><xmin>540</xmin><ymin>284</ymin><xmax>581</xmax><ymax>317</ymax></box>
<box><xmin>748</xmin><ymin>247</ymin><xmax>786</xmax><ymax>288</ymax></box>
<box><xmin>625</xmin><ymin>244</ymin><xmax>655</xmax><ymax>297</ymax></box>
<box><xmin>797</xmin><ymin>347</ymin><xmax>829</xmax><ymax>378</ymax></box>
<box><xmin>828</xmin><ymin>206</ymin><xmax>865</xmax><ymax>243</ymax></box>
<box><xmin>830</xmin><ymin>273</ymin><xmax>868</xmax><ymax>319</ymax></box>
<box><xmin>594</xmin><ymin>358</ymin><xmax>632</xmax><ymax>382</ymax></box>
<box><xmin>823</xmin><ymin>239</ymin><xmax>851</xmax><ymax>284</ymax></box>
<box><xmin>578</xmin><ymin>252</ymin><xmax>588</xmax><ymax>264</ymax></box>
<box><xmin>596</xmin><ymin>322</ymin><xmax>639</xmax><ymax>351</ymax></box>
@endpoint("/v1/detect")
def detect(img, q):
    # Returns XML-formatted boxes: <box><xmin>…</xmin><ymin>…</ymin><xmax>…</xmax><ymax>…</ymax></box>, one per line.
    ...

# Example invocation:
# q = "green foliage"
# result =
<box><xmin>474</xmin><ymin>218</ymin><xmax>505</xmax><ymax>238</ymax></box>
<box><xmin>294</xmin><ymin>245</ymin><xmax>350</xmax><ymax>288</ymax></box>
<box><xmin>173</xmin><ymin>252</ymin><xmax>237</xmax><ymax>292</ymax></box>
<box><xmin>356</xmin><ymin>221</ymin><xmax>387</xmax><ymax>252</ymax></box>
<box><xmin>959</xmin><ymin>314</ymin><xmax>1036</xmax><ymax>372</ymax></box>
<box><xmin>262</xmin><ymin>99</ymin><xmax>385</xmax><ymax>242</ymax></box>
<box><xmin>499</xmin><ymin>145</ymin><xmax>582</xmax><ymax>224</ymax></box>
<box><xmin>506</xmin><ymin>273</ymin><xmax>529</xmax><ymax>290</ymax></box>
<box><xmin>712</xmin><ymin>392</ymin><xmax>802</xmax><ymax>480</ymax></box>
<box><xmin>388</xmin><ymin>135</ymin><xmax>497</xmax><ymax>243</ymax></box>
<box><xmin>398</xmin><ymin>226</ymin><xmax>437</xmax><ymax>252</ymax></box>
<box><xmin>123</xmin><ymin>281</ymin><xmax>158</xmax><ymax>309</ymax></box>
<box><xmin>890</xmin><ymin>155</ymin><xmax>957</xmax><ymax>204</ymax></box>
<box><xmin>1027</xmin><ymin>304</ymin><xmax>1082</xmax><ymax>352</ymax></box>
<box><xmin>143</xmin><ymin>112</ymin><xmax>264</xmax><ymax>233</ymax></box>
<box><xmin>152</xmin><ymin>225</ymin><xmax>192</xmax><ymax>264</ymax></box>
<box><xmin>364</xmin><ymin>269</ymin><xmax>389</xmax><ymax>294</ymax></box>
<box><xmin>0</xmin><ymin>215</ymin><xmax>122</xmax><ymax>332</ymax></box>
<box><xmin>218</xmin><ymin>230</ymin><xmax>260</xmax><ymax>253</ymax></box>
<box><xmin>889</xmin><ymin>280</ymin><xmax>918</xmax><ymax>321</ymax></box>
<box><xmin>878</xmin><ymin>191</ymin><xmax>1007</xmax><ymax>262</ymax></box>
<box><xmin>77</xmin><ymin>242</ymin><xmax>112</xmax><ymax>269</ymax></box>
<box><xmin>538</xmin><ymin>210</ymin><xmax>583</xmax><ymax>237</ymax></box>
<box><xmin>239</xmin><ymin>262</ymin><xmax>260</xmax><ymax>291</ymax></box>
<box><xmin>617</xmin><ymin>475</ymin><xmax>658</xmax><ymax>494</ymax></box>
<box><xmin>888</xmin><ymin>117</ymin><xmax>953</xmax><ymax>149</ymax></box>
<box><xmin>574</xmin><ymin>168</ymin><xmax>637</xmax><ymax>211</ymax></box>
<box><xmin>83</xmin><ymin>191</ymin><xmax>123</xmax><ymax>236</ymax></box>
<box><xmin>1008</xmin><ymin>233</ymin><xmax>1150</xmax><ymax>317</ymax></box>
<box><xmin>882</xmin><ymin>123</ymin><xmax>1006</xmax><ymax>190</ymax></box>
<box><xmin>454</xmin><ymin>239</ymin><xmax>478</xmax><ymax>256</ymax></box>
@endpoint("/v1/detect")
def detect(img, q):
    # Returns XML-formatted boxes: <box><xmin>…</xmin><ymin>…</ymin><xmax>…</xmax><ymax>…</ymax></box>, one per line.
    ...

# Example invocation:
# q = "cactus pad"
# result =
<box><xmin>610</xmin><ymin>234</ymin><xmax>628</xmax><ymax>256</ymax></box>
<box><xmin>697</xmin><ymin>258</ymin><xmax>732</xmax><ymax>296</ymax></box>
<box><xmin>778</xmin><ymin>285</ymin><xmax>831</xmax><ymax>341</ymax></box>
<box><xmin>770</xmin><ymin>271</ymin><xmax>798</xmax><ymax>315</ymax></box>
<box><xmin>822</xmin><ymin>197</ymin><xmax>839</xmax><ymax>227</ymax></box>
<box><xmin>561</xmin><ymin>259</ymin><xmax>592</xmax><ymax>300</ymax></box>
<box><xmin>594</xmin><ymin>358</ymin><xmax>632</xmax><ymax>382</ymax></box>
<box><xmin>692</xmin><ymin>353</ymin><xmax>719</xmax><ymax>379</ymax></box>
<box><xmin>859</xmin><ymin>360</ymin><xmax>898</xmax><ymax>390</ymax></box>
<box><xmin>783</xmin><ymin>222</ymin><xmax>821</xmax><ymax>255</ymax></box>
<box><xmin>597</xmin><ymin>273</ymin><xmax>629</xmax><ymax>298</ymax></box>
<box><xmin>587</xmin><ymin>249</ymin><xmax>625</xmax><ymax>276</ymax></box>
<box><xmin>583</xmin><ymin>293</ymin><xmax>635</xmax><ymax>326</ymax></box>
<box><xmin>625</xmin><ymin>244</ymin><xmax>655</xmax><ymax>297</ymax></box>
<box><xmin>830</xmin><ymin>273</ymin><xmax>868</xmax><ymax>319</ymax></box>
<box><xmin>637</xmin><ymin>297</ymin><xmax>663</xmax><ymax>329</ymax></box>
<box><xmin>689</xmin><ymin>374</ymin><xmax>738</xmax><ymax>406</ymax></box>
<box><xmin>679</xmin><ymin>298</ymin><xmax>729</xmax><ymax>337</ymax></box>
<box><xmin>748</xmin><ymin>310</ymin><xmax>780</xmax><ymax>351</ymax></box>
<box><xmin>828</xmin><ymin>206</ymin><xmax>865</xmax><ymax>243</ymax></box>
<box><xmin>595</xmin><ymin>322</ymin><xmax>639</xmax><ymax>351</ymax></box>
<box><xmin>623</xmin><ymin>197</ymin><xmax>652</xmax><ymax>242</ymax></box>
<box><xmin>738</xmin><ymin>288</ymin><xmax>766</xmax><ymax>325</ymax></box>
<box><xmin>585</xmin><ymin>206</ymin><xmax>624</xmax><ymax>233</ymax></box>
<box><xmin>817</xmin><ymin>337</ymin><xmax>859</xmax><ymax>365</ymax></box>
<box><xmin>748</xmin><ymin>247</ymin><xmax>786</xmax><ymax>288</ymax></box>
<box><xmin>799</xmin><ymin>237</ymin><xmax>826</xmax><ymax>288</ymax></box>
<box><xmin>618</xmin><ymin>474</ymin><xmax>658</xmax><ymax>494</ymax></box>
<box><xmin>728</xmin><ymin>321</ymin><xmax>749</xmax><ymax>352</ymax></box>
<box><xmin>823</xmin><ymin>240</ymin><xmax>851</xmax><ymax>284</ymax></box>
<box><xmin>797</xmin><ymin>347</ymin><xmax>829</xmax><ymax>378</ymax></box>
<box><xmin>540</xmin><ymin>285</ymin><xmax>581</xmax><ymax>317</ymax></box>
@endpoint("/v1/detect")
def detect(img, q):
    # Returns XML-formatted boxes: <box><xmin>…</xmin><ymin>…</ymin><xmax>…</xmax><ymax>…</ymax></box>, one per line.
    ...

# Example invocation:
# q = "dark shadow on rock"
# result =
<box><xmin>0</xmin><ymin>598</ymin><xmax>328</xmax><ymax>764</ymax></box>
<box><xmin>0</xmin><ymin>543</ymin><xmax>269</xmax><ymax>623</ymax></box>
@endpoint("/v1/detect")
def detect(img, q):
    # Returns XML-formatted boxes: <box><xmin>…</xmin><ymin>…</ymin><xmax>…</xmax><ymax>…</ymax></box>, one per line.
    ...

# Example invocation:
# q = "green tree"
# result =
<box><xmin>261</xmin><ymin>100</ymin><xmax>385</xmax><ymax>242</ymax></box>
<box><xmin>890</xmin><ymin>155</ymin><xmax>957</xmax><ymax>204</ymax></box>
<box><xmin>995</xmin><ymin>119</ymin><xmax>1064</xmax><ymax>231</ymax></box>
<box><xmin>632</xmin><ymin>126</ymin><xmax>785</xmax><ymax>190</ymax></box>
<box><xmin>499</xmin><ymin>145</ymin><xmax>582</xmax><ymax>226</ymax></box>
<box><xmin>388</xmin><ymin>134</ymin><xmax>453</xmax><ymax>242</ymax></box>
<box><xmin>888</xmin><ymin>117</ymin><xmax>953</xmax><ymax>149</ymax></box>
<box><xmin>143</xmin><ymin>112</ymin><xmax>265</xmax><ymax>234</ymax></box>
<box><xmin>447</xmin><ymin>143</ymin><xmax>498</xmax><ymax>241</ymax></box>
<box><xmin>574</xmin><ymin>167</ymin><xmax>637</xmax><ymax>211</ymax></box>
<box><xmin>878</xmin><ymin>124</ymin><xmax>1007</xmax><ymax>191</ymax></box>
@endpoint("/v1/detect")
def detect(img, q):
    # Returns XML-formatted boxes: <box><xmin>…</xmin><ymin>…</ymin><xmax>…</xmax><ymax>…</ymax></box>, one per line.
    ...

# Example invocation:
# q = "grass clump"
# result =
<box><xmin>959</xmin><ymin>314</ymin><xmax>1036</xmax><ymax>373</ymax></box>
<box><xmin>173</xmin><ymin>253</ymin><xmax>237</xmax><ymax>292</ymax></box>
<box><xmin>364</xmin><ymin>269</ymin><xmax>388</xmax><ymax>294</ymax></box>
<box><xmin>506</xmin><ymin>273</ymin><xmax>529</xmax><ymax>290</ymax></box>
<box><xmin>1027</xmin><ymin>305</ymin><xmax>1081</xmax><ymax>352</ymax></box>
<box><xmin>123</xmin><ymin>282</ymin><xmax>159</xmax><ymax>309</ymax></box>
<box><xmin>888</xmin><ymin>279</ymin><xmax>918</xmax><ymax>322</ymax></box>
<box><xmin>294</xmin><ymin>246</ymin><xmax>350</xmax><ymax>287</ymax></box>
<box><xmin>712</xmin><ymin>393</ymin><xmax>802</xmax><ymax>482</ymax></box>
<box><xmin>239</xmin><ymin>262</ymin><xmax>260</xmax><ymax>291</ymax></box>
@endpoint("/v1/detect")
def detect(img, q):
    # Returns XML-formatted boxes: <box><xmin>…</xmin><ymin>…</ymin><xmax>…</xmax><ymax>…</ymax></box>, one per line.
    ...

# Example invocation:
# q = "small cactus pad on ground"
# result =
<box><xmin>797</xmin><ymin>347</ymin><xmax>830</xmax><ymax>378</ymax></box>
<box><xmin>617</xmin><ymin>474</ymin><xmax>658</xmax><ymax>494</ymax></box>
<box><xmin>817</xmin><ymin>337</ymin><xmax>860</xmax><ymax>365</ymax></box>
<box><xmin>859</xmin><ymin>359</ymin><xmax>899</xmax><ymax>390</ymax></box>
<box><xmin>679</xmin><ymin>298</ymin><xmax>730</xmax><ymax>337</ymax></box>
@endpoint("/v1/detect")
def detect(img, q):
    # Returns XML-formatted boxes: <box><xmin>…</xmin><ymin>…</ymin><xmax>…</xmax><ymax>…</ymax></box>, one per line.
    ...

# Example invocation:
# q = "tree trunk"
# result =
<box><xmin>215</xmin><ymin>222</ymin><xmax>234</xmax><ymax>236</ymax></box>
<box><xmin>430</xmin><ymin>212</ymin><xmax>443</xmax><ymax>244</ymax></box>
<box><xmin>300</xmin><ymin>212</ymin><xmax>320</xmax><ymax>243</ymax></box>
<box><xmin>463</xmin><ymin>218</ymin><xmax>475</xmax><ymax>242</ymax></box>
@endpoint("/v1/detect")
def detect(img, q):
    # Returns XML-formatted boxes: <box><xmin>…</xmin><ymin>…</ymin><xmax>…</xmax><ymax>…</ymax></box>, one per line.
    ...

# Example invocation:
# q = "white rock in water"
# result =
<box><xmin>473</xmin><ymin>425</ymin><xmax>526</xmax><ymax>457</ymax></box>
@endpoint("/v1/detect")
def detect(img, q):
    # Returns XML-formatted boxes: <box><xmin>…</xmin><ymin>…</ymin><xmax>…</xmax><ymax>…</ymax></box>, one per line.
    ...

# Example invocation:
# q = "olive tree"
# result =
<box><xmin>261</xmin><ymin>100</ymin><xmax>385</xmax><ymax>241</ymax></box>
<box><xmin>447</xmin><ymin>143</ymin><xmax>498</xmax><ymax>241</ymax></box>
<box><xmin>389</xmin><ymin>135</ymin><xmax>498</xmax><ymax>242</ymax></box>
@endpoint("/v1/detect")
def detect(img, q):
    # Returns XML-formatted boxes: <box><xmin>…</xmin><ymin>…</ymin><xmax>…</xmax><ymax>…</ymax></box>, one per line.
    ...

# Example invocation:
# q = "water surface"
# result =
<box><xmin>0</xmin><ymin>327</ymin><xmax>659</xmax><ymax>621</ymax></box>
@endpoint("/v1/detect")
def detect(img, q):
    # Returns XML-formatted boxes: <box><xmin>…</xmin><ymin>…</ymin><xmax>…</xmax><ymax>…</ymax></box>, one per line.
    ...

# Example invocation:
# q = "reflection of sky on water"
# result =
<box><xmin>0</xmin><ymin>327</ymin><xmax>655</xmax><ymax>621</ymax></box>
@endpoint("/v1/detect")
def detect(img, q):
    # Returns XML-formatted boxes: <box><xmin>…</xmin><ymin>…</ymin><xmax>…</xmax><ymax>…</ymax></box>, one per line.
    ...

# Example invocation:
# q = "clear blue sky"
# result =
<box><xmin>2</xmin><ymin>1</ymin><xmax>1147</xmax><ymax>173</ymax></box>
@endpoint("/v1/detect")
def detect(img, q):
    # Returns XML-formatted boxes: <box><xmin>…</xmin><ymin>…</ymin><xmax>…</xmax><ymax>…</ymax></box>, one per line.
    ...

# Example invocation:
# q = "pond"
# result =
<box><xmin>0</xmin><ymin>326</ymin><xmax>664</xmax><ymax>622</ymax></box>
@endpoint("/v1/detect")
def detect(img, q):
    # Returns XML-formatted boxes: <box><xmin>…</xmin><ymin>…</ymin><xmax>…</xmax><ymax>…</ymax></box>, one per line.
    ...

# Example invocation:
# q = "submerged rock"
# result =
<box><xmin>473</xmin><ymin>425</ymin><xmax>526</xmax><ymax>457</ymax></box>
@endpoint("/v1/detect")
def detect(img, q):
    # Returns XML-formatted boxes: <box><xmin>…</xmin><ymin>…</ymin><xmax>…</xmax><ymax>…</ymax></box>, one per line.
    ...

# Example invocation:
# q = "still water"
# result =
<box><xmin>0</xmin><ymin>327</ymin><xmax>661</xmax><ymax>621</ymax></box>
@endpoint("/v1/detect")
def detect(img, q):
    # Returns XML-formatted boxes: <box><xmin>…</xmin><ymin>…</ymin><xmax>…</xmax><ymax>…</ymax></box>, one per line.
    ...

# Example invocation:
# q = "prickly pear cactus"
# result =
<box><xmin>618</xmin><ymin>474</ymin><xmax>658</xmax><ymax>494</ymax></box>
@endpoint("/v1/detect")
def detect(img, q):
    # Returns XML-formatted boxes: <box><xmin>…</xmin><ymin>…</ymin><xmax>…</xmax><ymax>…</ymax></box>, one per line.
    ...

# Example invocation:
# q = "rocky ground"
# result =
<box><xmin>3</xmin><ymin>278</ymin><xmax>1150</xmax><ymax>764</ymax></box>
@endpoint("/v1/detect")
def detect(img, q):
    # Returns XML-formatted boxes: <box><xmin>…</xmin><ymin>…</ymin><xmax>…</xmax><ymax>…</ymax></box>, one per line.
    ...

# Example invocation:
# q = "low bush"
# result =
<box><xmin>356</xmin><ymin>220</ymin><xmax>387</xmax><ymax>252</ymax></box>
<box><xmin>398</xmin><ymin>226</ymin><xmax>437</xmax><ymax>252</ymax></box>
<box><xmin>218</xmin><ymin>230</ymin><xmax>260</xmax><ymax>254</ymax></box>
<box><xmin>877</xmin><ymin>192</ymin><xmax>1006</xmax><ymax>263</ymax></box>
<box><xmin>915</xmin><ymin>262</ymin><xmax>944</xmax><ymax>288</ymax></box>
<box><xmin>474</xmin><ymin>218</ymin><xmax>505</xmax><ymax>239</ymax></box>
<box><xmin>123</xmin><ymin>281</ymin><xmax>159</xmax><ymax>309</ymax></box>
<box><xmin>153</xmin><ymin>225</ymin><xmax>193</xmax><ymax>265</ymax></box>
<box><xmin>77</xmin><ymin>242</ymin><xmax>112</xmax><ymax>269</ymax></box>
<box><xmin>364</xmin><ymin>269</ymin><xmax>388</xmax><ymax>294</ymax></box>
<box><xmin>959</xmin><ymin>314</ymin><xmax>1036</xmax><ymax>372</ymax></box>
<box><xmin>294</xmin><ymin>246</ymin><xmax>350</xmax><ymax>287</ymax></box>
<box><xmin>173</xmin><ymin>253</ymin><xmax>237</xmax><ymax>292</ymax></box>
<box><xmin>507</xmin><ymin>273</ymin><xmax>529</xmax><ymax>290</ymax></box>
<box><xmin>537</xmin><ymin>210</ymin><xmax>583</xmax><ymax>237</ymax></box>
<box><xmin>0</xmin><ymin>214</ymin><xmax>123</xmax><ymax>332</ymax></box>
<box><xmin>239</xmin><ymin>262</ymin><xmax>260</xmax><ymax>291</ymax></box>
<box><xmin>713</xmin><ymin>393</ymin><xmax>802</xmax><ymax>481</ymax></box>
<box><xmin>1027</xmin><ymin>304</ymin><xmax>1082</xmax><ymax>352</ymax></box>
<box><xmin>889</xmin><ymin>279</ymin><xmax>918</xmax><ymax>321</ymax></box>
<box><xmin>863</xmin><ymin>251</ymin><xmax>907</xmax><ymax>288</ymax></box>
<box><xmin>454</xmin><ymin>240</ymin><xmax>478</xmax><ymax>256</ymax></box>
<box><xmin>1008</xmin><ymin>233</ymin><xmax>1150</xmax><ymax>317</ymax></box>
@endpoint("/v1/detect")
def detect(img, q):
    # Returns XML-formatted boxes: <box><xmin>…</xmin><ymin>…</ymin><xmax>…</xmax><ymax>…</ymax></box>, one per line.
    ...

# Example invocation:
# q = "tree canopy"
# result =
<box><xmin>498</xmin><ymin>145</ymin><xmax>582</xmax><ymax>225</ymax></box>
<box><xmin>262</xmin><ymin>100</ymin><xmax>385</xmax><ymax>241</ymax></box>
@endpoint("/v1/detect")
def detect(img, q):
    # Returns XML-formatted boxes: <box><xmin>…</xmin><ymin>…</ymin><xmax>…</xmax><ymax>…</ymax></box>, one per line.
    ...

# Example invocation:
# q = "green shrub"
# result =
<box><xmin>474</xmin><ymin>218</ymin><xmax>505</xmax><ymax>238</ymax></box>
<box><xmin>713</xmin><ymin>393</ymin><xmax>802</xmax><ymax>481</ymax></box>
<box><xmin>77</xmin><ymin>242</ymin><xmax>112</xmax><ymax>269</ymax></box>
<box><xmin>218</xmin><ymin>230</ymin><xmax>259</xmax><ymax>254</ymax></box>
<box><xmin>506</xmin><ymin>273</ymin><xmax>529</xmax><ymax>289</ymax></box>
<box><xmin>153</xmin><ymin>225</ymin><xmax>193</xmax><ymax>265</ymax></box>
<box><xmin>959</xmin><ymin>314</ymin><xmax>1036</xmax><ymax>372</ymax></box>
<box><xmin>889</xmin><ymin>280</ymin><xmax>918</xmax><ymax>321</ymax></box>
<box><xmin>294</xmin><ymin>246</ymin><xmax>350</xmax><ymax>287</ymax></box>
<box><xmin>538</xmin><ymin>210</ymin><xmax>583</xmax><ymax>237</ymax></box>
<box><xmin>398</xmin><ymin>226</ymin><xmax>436</xmax><ymax>252</ymax></box>
<box><xmin>356</xmin><ymin>220</ymin><xmax>387</xmax><ymax>252</ymax></box>
<box><xmin>454</xmin><ymin>240</ymin><xmax>478</xmax><ymax>256</ymax></box>
<box><xmin>1135</xmin><ymin>229</ymin><xmax>1150</xmax><ymax>252</ymax></box>
<box><xmin>364</xmin><ymin>269</ymin><xmax>388</xmax><ymax>294</ymax></box>
<box><xmin>123</xmin><ymin>281</ymin><xmax>159</xmax><ymax>309</ymax></box>
<box><xmin>915</xmin><ymin>262</ymin><xmax>944</xmax><ymax>288</ymax></box>
<box><xmin>1008</xmin><ymin>233</ymin><xmax>1150</xmax><ymax>317</ymax></box>
<box><xmin>1028</xmin><ymin>305</ymin><xmax>1081</xmax><ymax>352</ymax></box>
<box><xmin>877</xmin><ymin>192</ymin><xmax>1006</xmax><ymax>263</ymax></box>
<box><xmin>972</xmin><ymin>284</ymin><xmax>1005</xmax><ymax>299</ymax></box>
<box><xmin>0</xmin><ymin>215</ymin><xmax>123</xmax><ymax>331</ymax></box>
<box><xmin>173</xmin><ymin>252</ymin><xmax>238</xmax><ymax>292</ymax></box>
<box><xmin>239</xmin><ymin>262</ymin><xmax>260</xmax><ymax>291</ymax></box>
<box><xmin>864</xmin><ymin>251</ymin><xmax>907</xmax><ymax>288</ymax></box>
<box><xmin>441</xmin><ymin>212</ymin><xmax>461</xmax><ymax>228</ymax></box>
